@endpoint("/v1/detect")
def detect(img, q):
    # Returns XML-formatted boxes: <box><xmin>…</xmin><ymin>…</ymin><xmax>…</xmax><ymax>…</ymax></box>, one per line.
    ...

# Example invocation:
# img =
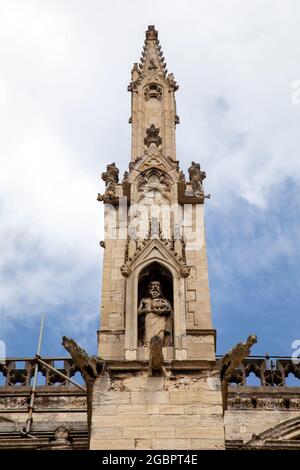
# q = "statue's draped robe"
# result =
<box><xmin>139</xmin><ymin>297</ymin><xmax>172</xmax><ymax>346</ymax></box>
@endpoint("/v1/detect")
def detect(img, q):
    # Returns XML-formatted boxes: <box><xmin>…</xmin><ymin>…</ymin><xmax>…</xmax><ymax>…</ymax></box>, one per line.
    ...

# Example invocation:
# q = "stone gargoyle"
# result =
<box><xmin>219</xmin><ymin>334</ymin><xmax>257</xmax><ymax>382</ymax></box>
<box><xmin>148</xmin><ymin>335</ymin><xmax>167</xmax><ymax>377</ymax></box>
<box><xmin>62</xmin><ymin>336</ymin><xmax>104</xmax><ymax>431</ymax></box>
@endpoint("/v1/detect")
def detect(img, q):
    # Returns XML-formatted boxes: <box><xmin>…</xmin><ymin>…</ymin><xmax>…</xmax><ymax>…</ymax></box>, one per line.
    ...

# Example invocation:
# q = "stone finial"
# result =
<box><xmin>99</xmin><ymin>162</ymin><xmax>119</xmax><ymax>201</ymax></box>
<box><xmin>130</xmin><ymin>25</ymin><xmax>172</xmax><ymax>82</ymax></box>
<box><xmin>146</xmin><ymin>25</ymin><xmax>158</xmax><ymax>41</ymax></box>
<box><xmin>122</xmin><ymin>171</ymin><xmax>129</xmax><ymax>184</ymax></box>
<box><xmin>188</xmin><ymin>161</ymin><xmax>206</xmax><ymax>197</ymax></box>
<box><xmin>179</xmin><ymin>170</ymin><xmax>186</xmax><ymax>182</ymax></box>
<box><xmin>102</xmin><ymin>162</ymin><xmax>119</xmax><ymax>185</ymax></box>
<box><xmin>144</xmin><ymin>124</ymin><xmax>162</xmax><ymax>148</ymax></box>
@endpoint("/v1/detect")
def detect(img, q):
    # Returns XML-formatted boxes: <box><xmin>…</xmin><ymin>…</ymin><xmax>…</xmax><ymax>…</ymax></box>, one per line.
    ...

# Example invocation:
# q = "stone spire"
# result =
<box><xmin>128</xmin><ymin>25</ymin><xmax>179</xmax><ymax>162</ymax></box>
<box><xmin>138</xmin><ymin>25</ymin><xmax>169</xmax><ymax>78</ymax></box>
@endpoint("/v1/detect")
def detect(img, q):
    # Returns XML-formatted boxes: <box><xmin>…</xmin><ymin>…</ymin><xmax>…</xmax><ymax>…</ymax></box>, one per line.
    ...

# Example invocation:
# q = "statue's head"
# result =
<box><xmin>148</xmin><ymin>280</ymin><xmax>161</xmax><ymax>298</ymax></box>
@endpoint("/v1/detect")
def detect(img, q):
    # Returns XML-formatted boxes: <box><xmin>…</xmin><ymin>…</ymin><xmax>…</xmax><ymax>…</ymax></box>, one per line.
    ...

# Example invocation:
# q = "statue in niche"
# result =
<box><xmin>138</xmin><ymin>280</ymin><xmax>172</xmax><ymax>347</ymax></box>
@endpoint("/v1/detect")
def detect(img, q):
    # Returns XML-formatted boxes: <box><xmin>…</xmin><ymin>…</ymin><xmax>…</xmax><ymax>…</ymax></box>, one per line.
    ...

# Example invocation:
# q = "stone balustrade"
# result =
<box><xmin>1</xmin><ymin>356</ymin><xmax>300</xmax><ymax>390</ymax></box>
<box><xmin>219</xmin><ymin>357</ymin><xmax>300</xmax><ymax>387</ymax></box>
<box><xmin>0</xmin><ymin>357</ymin><xmax>80</xmax><ymax>389</ymax></box>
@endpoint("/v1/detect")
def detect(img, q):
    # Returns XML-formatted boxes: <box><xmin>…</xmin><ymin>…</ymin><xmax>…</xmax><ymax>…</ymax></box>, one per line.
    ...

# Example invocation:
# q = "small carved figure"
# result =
<box><xmin>148</xmin><ymin>335</ymin><xmax>167</xmax><ymax>377</ymax></box>
<box><xmin>138</xmin><ymin>281</ymin><xmax>172</xmax><ymax>347</ymax></box>
<box><xmin>122</xmin><ymin>171</ymin><xmax>129</xmax><ymax>184</ymax></box>
<box><xmin>188</xmin><ymin>161</ymin><xmax>206</xmax><ymax>196</ymax></box>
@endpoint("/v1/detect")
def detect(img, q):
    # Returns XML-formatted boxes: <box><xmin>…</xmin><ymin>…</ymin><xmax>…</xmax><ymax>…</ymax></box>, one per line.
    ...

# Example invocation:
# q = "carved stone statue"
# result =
<box><xmin>188</xmin><ymin>161</ymin><xmax>206</xmax><ymax>196</ymax></box>
<box><xmin>138</xmin><ymin>280</ymin><xmax>172</xmax><ymax>347</ymax></box>
<box><xmin>219</xmin><ymin>334</ymin><xmax>257</xmax><ymax>382</ymax></box>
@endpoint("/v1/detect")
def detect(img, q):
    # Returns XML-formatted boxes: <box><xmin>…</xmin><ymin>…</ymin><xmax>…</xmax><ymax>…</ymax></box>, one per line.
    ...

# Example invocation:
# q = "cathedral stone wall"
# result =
<box><xmin>90</xmin><ymin>374</ymin><xmax>225</xmax><ymax>450</ymax></box>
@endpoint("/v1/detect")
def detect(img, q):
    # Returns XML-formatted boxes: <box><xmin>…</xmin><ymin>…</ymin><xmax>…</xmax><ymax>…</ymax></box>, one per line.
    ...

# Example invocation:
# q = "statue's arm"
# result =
<box><xmin>138</xmin><ymin>298</ymin><xmax>147</xmax><ymax>315</ymax></box>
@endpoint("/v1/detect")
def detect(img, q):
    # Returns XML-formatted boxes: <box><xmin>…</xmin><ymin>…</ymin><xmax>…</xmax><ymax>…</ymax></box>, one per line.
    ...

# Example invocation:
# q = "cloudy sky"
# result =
<box><xmin>0</xmin><ymin>0</ymin><xmax>300</xmax><ymax>360</ymax></box>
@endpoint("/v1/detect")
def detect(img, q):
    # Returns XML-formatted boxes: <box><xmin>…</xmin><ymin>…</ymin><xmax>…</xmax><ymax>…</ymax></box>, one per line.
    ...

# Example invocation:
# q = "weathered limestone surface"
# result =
<box><xmin>225</xmin><ymin>409</ymin><xmax>300</xmax><ymax>444</ymax></box>
<box><xmin>90</xmin><ymin>374</ymin><xmax>225</xmax><ymax>450</ymax></box>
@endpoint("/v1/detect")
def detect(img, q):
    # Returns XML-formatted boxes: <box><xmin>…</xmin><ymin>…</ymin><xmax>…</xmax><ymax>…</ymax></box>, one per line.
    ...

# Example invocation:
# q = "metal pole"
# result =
<box><xmin>24</xmin><ymin>315</ymin><xmax>45</xmax><ymax>435</ymax></box>
<box><xmin>36</xmin><ymin>357</ymin><xmax>86</xmax><ymax>392</ymax></box>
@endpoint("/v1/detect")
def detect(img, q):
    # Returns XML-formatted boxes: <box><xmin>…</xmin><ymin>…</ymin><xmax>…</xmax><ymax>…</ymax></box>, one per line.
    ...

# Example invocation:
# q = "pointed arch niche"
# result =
<box><xmin>138</xmin><ymin>262</ymin><xmax>173</xmax><ymax>348</ymax></box>
<box><xmin>124</xmin><ymin>240</ymin><xmax>188</xmax><ymax>361</ymax></box>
